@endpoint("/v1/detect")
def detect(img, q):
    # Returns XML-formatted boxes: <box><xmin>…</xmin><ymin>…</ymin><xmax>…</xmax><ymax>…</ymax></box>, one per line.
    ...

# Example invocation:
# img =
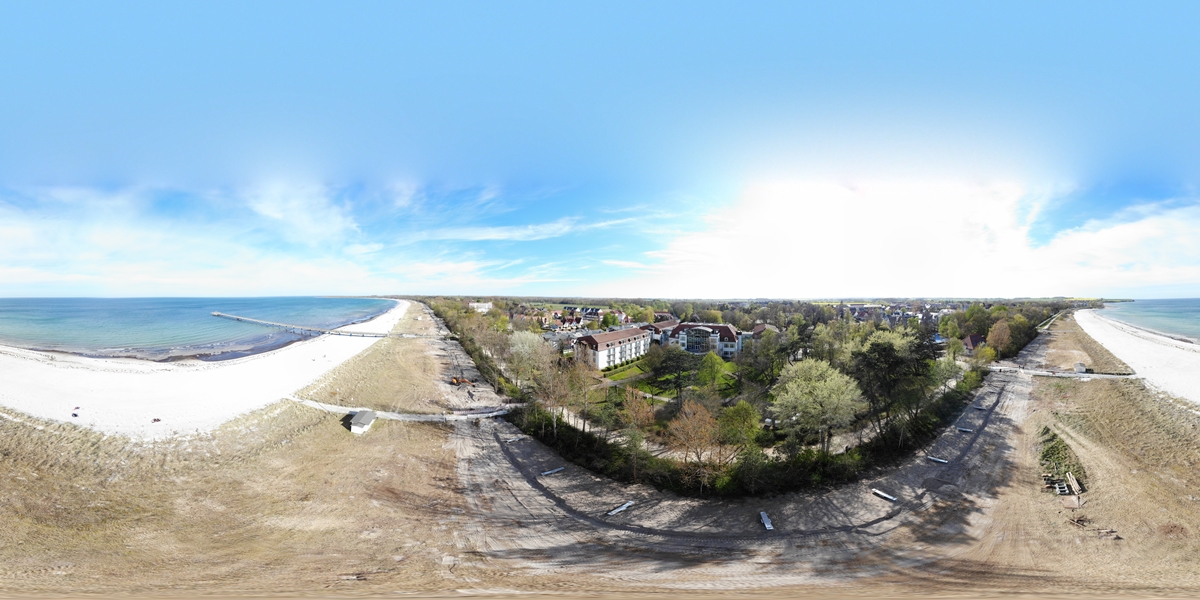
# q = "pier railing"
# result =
<box><xmin>211</xmin><ymin>312</ymin><xmax>388</xmax><ymax>338</ymax></box>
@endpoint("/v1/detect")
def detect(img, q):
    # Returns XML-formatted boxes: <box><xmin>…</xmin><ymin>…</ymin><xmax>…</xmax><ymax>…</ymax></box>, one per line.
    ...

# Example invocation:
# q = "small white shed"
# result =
<box><xmin>350</xmin><ymin>410</ymin><xmax>377</xmax><ymax>434</ymax></box>
<box><xmin>1074</xmin><ymin>362</ymin><xmax>1087</xmax><ymax>374</ymax></box>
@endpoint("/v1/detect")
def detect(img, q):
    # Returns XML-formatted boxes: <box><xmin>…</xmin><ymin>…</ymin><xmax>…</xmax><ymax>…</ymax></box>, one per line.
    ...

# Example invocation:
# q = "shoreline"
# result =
<box><xmin>0</xmin><ymin>300</ymin><xmax>397</xmax><ymax>363</ymax></box>
<box><xmin>1075</xmin><ymin>308</ymin><xmax>1200</xmax><ymax>406</ymax></box>
<box><xmin>1097</xmin><ymin>306</ymin><xmax>1198</xmax><ymax>345</ymax></box>
<box><xmin>0</xmin><ymin>299</ymin><xmax>408</xmax><ymax>440</ymax></box>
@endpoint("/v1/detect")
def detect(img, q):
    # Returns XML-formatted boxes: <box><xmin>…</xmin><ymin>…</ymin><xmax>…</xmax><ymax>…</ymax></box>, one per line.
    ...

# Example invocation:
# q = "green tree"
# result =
<box><xmin>945</xmin><ymin>338</ymin><xmax>965</xmax><ymax>361</ymax></box>
<box><xmin>600</xmin><ymin>312</ymin><xmax>620</xmax><ymax>328</ymax></box>
<box><xmin>718</xmin><ymin>400</ymin><xmax>762</xmax><ymax>450</ymax></box>
<box><xmin>938</xmin><ymin>316</ymin><xmax>961</xmax><ymax>340</ymax></box>
<box><xmin>696</xmin><ymin>351</ymin><xmax>725</xmax><ymax>388</ymax></box>
<box><xmin>970</xmin><ymin>346</ymin><xmax>998</xmax><ymax>369</ymax></box>
<box><xmin>654</xmin><ymin>346</ymin><xmax>699</xmax><ymax>399</ymax></box>
<box><xmin>773</xmin><ymin>359</ymin><xmax>865</xmax><ymax>455</ymax></box>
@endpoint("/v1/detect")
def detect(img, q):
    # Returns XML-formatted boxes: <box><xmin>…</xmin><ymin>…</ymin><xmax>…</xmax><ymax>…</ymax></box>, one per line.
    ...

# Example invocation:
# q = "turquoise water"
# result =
<box><xmin>0</xmin><ymin>297</ymin><xmax>395</xmax><ymax>361</ymax></box>
<box><xmin>1100</xmin><ymin>299</ymin><xmax>1200</xmax><ymax>343</ymax></box>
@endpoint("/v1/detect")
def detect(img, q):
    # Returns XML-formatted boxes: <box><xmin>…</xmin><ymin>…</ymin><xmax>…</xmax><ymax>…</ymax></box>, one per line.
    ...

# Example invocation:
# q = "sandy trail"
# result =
<box><xmin>1076</xmin><ymin>308</ymin><xmax>1200</xmax><ymax>405</ymax></box>
<box><xmin>450</xmin><ymin>369</ymin><xmax>1033</xmax><ymax>586</ymax></box>
<box><xmin>0</xmin><ymin>299</ymin><xmax>407</xmax><ymax>440</ymax></box>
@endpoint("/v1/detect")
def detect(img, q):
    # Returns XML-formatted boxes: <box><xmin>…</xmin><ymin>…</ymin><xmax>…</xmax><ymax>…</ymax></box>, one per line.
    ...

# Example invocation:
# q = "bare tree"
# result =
<box><xmin>668</xmin><ymin>400</ymin><xmax>718</xmax><ymax>465</ymax></box>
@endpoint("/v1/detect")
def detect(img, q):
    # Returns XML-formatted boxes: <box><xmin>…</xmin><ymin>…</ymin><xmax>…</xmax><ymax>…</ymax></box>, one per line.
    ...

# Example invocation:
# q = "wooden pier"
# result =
<box><xmin>210</xmin><ymin>312</ymin><xmax>388</xmax><ymax>338</ymax></box>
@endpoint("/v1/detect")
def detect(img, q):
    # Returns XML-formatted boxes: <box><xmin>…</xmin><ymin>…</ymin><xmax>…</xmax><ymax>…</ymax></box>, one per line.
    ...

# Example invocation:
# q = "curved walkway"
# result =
<box><xmin>290</xmin><ymin>396</ymin><xmax>516</xmax><ymax>421</ymax></box>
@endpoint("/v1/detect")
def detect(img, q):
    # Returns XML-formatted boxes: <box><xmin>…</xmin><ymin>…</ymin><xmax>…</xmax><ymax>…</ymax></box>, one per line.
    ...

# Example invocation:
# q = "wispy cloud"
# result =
<box><xmin>601</xmin><ymin>259</ymin><xmax>652</xmax><ymax>269</ymax></box>
<box><xmin>418</xmin><ymin>217</ymin><xmax>634</xmax><ymax>242</ymax></box>
<box><xmin>244</xmin><ymin>182</ymin><xmax>358</xmax><ymax>244</ymax></box>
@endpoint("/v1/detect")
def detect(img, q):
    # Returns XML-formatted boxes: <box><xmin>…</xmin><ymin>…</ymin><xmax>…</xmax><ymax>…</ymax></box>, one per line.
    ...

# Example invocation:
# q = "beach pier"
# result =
<box><xmin>211</xmin><ymin>312</ymin><xmax>389</xmax><ymax>338</ymax></box>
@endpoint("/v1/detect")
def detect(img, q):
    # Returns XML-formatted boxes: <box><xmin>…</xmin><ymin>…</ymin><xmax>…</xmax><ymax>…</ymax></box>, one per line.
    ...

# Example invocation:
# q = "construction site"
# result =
<box><xmin>1</xmin><ymin>304</ymin><xmax>1198</xmax><ymax>597</ymax></box>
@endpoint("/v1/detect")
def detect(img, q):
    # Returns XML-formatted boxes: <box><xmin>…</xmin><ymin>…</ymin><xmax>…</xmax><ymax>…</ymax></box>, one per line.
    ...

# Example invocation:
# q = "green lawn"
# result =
<box><xmin>608</xmin><ymin>363</ymin><xmax>647</xmax><ymax>381</ymax></box>
<box><xmin>633</xmin><ymin>379</ymin><xmax>677</xmax><ymax>399</ymax></box>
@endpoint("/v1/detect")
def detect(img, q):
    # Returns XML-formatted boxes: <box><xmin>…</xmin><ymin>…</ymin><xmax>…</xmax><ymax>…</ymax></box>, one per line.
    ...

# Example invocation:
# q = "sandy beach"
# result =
<box><xmin>1075</xmin><ymin>308</ymin><xmax>1200</xmax><ymax>406</ymax></box>
<box><xmin>0</xmin><ymin>299</ymin><xmax>408</xmax><ymax>440</ymax></box>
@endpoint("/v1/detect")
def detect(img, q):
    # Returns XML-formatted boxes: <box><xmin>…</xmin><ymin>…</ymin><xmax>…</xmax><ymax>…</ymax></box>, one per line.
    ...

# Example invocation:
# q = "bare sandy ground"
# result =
<box><xmin>0</xmin><ymin>299</ymin><xmax>407</xmax><ymax>440</ymax></box>
<box><xmin>1076</xmin><ymin>309</ymin><xmax>1200</xmax><ymax>405</ymax></box>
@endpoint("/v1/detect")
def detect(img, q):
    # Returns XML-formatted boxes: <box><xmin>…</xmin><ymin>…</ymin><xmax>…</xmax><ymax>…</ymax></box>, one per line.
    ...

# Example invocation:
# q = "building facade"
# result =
<box><xmin>663</xmin><ymin>323</ymin><xmax>744</xmax><ymax>358</ymax></box>
<box><xmin>575</xmin><ymin>328</ymin><xmax>652</xmax><ymax>370</ymax></box>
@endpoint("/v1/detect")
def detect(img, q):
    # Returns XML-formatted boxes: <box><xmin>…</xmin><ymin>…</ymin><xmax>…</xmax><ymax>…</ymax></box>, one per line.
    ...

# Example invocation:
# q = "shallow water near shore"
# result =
<box><xmin>1100</xmin><ymin>298</ymin><xmax>1200</xmax><ymax>343</ymax></box>
<box><xmin>0</xmin><ymin>296</ymin><xmax>395</xmax><ymax>361</ymax></box>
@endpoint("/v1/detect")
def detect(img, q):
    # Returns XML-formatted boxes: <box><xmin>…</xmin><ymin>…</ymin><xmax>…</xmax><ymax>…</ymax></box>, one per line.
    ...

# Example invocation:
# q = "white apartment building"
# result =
<box><xmin>575</xmin><ymin>328</ymin><xmax>652</xmax><ymax>370</ymax></box>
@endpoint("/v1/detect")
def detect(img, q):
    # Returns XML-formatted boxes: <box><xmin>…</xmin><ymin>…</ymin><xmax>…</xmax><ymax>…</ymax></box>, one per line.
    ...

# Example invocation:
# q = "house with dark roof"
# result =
<box><xmin>575</xmin><ymin>328</ymin><xmax>652</xmax><ymax>370</ymax></box>
<box><xmin>963</xmin><ymin>334</ymin><xmax>987</xmax><ymax>355</ymax></box>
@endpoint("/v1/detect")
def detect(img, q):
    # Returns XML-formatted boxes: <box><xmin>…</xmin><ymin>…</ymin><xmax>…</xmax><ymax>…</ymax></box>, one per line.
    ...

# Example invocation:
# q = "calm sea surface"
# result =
<box><xmin>1100</xmin><ymin>299</ymin><xmax>1200</xmax><ymax>343</ymax></box>
<box><xmin>0</xmin><ymin>297</ymin><xmax>396</xmax><ymax>361</ymax></box>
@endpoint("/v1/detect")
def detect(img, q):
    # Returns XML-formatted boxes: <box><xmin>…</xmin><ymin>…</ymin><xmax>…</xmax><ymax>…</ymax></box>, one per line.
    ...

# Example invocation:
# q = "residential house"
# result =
<box><xmin>468</xmin><ymin>302</ymin><xmax>493</xmax><ymax>314</ymax></box>
<box><xmin>963</xmin><ymin>334</ymin><xmax>987</xmax><ymax>355</ymax></box>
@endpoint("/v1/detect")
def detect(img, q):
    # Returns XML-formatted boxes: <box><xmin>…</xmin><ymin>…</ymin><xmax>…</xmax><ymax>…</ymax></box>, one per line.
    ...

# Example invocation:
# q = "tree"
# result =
<box><xmin>987</xmin><ymin>320</ymin><xmax>1012</xmax><ymax>357</ymax></box>
<box><xmin>773</xmin><ymin>359</ymin><xmax>865</xmax><ymax>455</ymax></box>
<box><xmin>938</xmin><ymin>316</ymin><xmax>961</xmax><ymax>340</ymax></box>
<box><xmin>963</xmin><ymin>303</ymin><xmax>992</xmax><ymax>337</ymax></box>
<box><xmin>508</xmin><ymin>330</ymin><xmax>545</xmax><ymax>390</ymax></box>
<box><xmin>930</xmin><ymin>357</ymin><xmax>963</xmax><ymax>396</ymax></box>
<box><xmin>621</xmin><ymin>386</ymin><xmax>656</xmax><ymax>432</ymax></box>
<box><xmin>718</xmin><ymin>400</ymin><xmax>761</xmax><ymax>453</ymax></box>
<box><xmin>642</xmin><ymin>343</ymin><xmax>665</xmax><ymax>372</ymax></box>
<box><xmin>945</xmin><ymin>338</ymin><xmax>965</xmax><ymax>361</ymax></box>
<box><xmin>849</xmin><ymin>333</ymin><xmax>910</xmax><ymax>437</ymax></box>
<box><xmin>971</xmin><ymin>346</ymin><xmax>998</xmax><ymax>369</ymax></box>
<box><xmin>600</xmin><ymin>312</ymin><xmax>620</xmax><ymax>328</ymax></box>
<box><xmin>637</xmin><ymin>307</ymin><xmax>656</xmax><ymax>324</ymax></box>
<box><xmin>698</xmin><ymin>309</ymin><xmax>723</xmax><ymax>323</ymax></box>
<box><xmin>654</xmin><ymin>346</ymin><xmax>698</xmax><ymax>399</ymax></box>
<box><xmin>668</xmin><ymin>400</ymin><xmax>717</xmax><ymax>464</ymax></box>
<box><xmin>696</xmin><ymin>351</ymin><xmax>725</xmax><ymax>388</ymax></box>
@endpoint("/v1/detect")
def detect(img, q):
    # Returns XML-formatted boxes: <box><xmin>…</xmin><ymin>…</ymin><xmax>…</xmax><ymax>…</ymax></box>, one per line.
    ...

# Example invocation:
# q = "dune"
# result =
<box><xmin>1075</xmin><ymin>308</ymin><xmax>1200</xmax><ymax>406</ymax></box>
<box><xmin>0</xmin><ymin>299</ymin><xmax>408</xmax><ymax>440</ymax></box>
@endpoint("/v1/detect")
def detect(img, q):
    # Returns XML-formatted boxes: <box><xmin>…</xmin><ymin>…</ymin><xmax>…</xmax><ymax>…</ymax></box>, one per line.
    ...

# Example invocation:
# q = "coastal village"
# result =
<box><xmin>464</xmin><ymin>298</ymin><xmax>1098</xmax><ymax>370</ymax></box>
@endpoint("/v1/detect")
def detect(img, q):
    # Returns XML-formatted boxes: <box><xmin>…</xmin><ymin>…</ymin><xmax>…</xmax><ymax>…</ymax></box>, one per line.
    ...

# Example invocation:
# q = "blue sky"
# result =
<box><xmin>2</xmin><ymin>1</ymin><xmax>1200</xmax><ymax>298</ymax></box>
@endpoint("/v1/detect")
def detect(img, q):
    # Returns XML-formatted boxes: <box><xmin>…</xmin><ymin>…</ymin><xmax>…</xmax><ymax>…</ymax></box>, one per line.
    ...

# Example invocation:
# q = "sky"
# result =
<box><xmin>2</xmin><ymin>1</ymin><xmax>1200</xmax><ymax>299</ymax></box>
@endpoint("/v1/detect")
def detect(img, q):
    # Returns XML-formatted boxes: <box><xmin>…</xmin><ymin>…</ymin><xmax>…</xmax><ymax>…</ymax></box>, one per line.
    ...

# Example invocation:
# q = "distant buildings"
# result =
<box><xmin>575</xmin><ymin>328</ymin><xmax>652</xmax><ymax>370</ymax></box>
<box><xmin>468</xmin><ymin>302</ymin><xmax>493</xmax><ymax>314</ymax></box>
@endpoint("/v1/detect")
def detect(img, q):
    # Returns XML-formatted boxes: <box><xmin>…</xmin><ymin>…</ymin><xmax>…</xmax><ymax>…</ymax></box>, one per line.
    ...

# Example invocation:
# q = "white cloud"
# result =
<box><xmin>423</xmin><ymin>218</ymin><xmax>579</xmax><ymax>242</ymax></box>
<box><xmin>245</xmin><ymin>182</ymin><xmax>358</xmax><ymax>244</ymax></box>
<box><xmin>419</xmin><ymin>217</ymin><xmax>635</xmax><ymax>243</ymax></box>
<box><xmin>344</xmin><ymin>243</ymin><xmax>384</xmax><ymax>256</ymax></box>
<box><xmin>597</xmin><ymin>180</ymin><xmax>1200</xmax><ymax>299</ymax></box>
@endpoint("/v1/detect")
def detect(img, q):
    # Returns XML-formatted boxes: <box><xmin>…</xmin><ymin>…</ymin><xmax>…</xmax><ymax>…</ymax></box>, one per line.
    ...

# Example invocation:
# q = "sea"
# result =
<box><xmin>0</xmin><ymin>297</ymin><xmax>396</xmax><ymax>361</ymax></box>
<box><xmin>1100</xmin><ymin>298</ymin><xmax>1200</xmax><ymax>344</ymax></box>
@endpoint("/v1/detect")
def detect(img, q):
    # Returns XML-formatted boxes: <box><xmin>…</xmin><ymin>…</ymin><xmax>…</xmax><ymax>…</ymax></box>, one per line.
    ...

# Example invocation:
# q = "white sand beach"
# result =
<box><xmin>1075</xmin><ymin>308</ymin><xmax>1200</xmax><ymax>406</ymax></box>
<box><xmin>0</xmin><ymin>299</ymin><xmax>408</xmax><ymax>440</ymax></box>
